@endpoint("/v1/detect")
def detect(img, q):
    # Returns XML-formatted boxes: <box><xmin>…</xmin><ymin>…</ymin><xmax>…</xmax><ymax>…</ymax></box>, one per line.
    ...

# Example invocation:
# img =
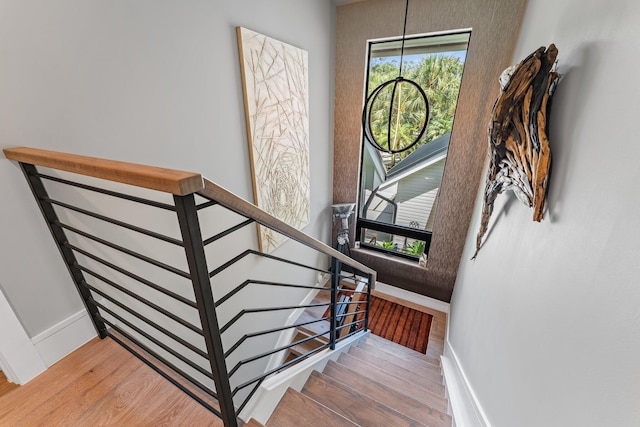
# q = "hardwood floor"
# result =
<box><xmin>0</xmin><ymin>370</ymin><xmax>19</xmax><ymax>398</ymax></box>
<box><xmin>0</xmin><ymin>338</ymin><xmax>223</xmax><ymax>426</ymax></box>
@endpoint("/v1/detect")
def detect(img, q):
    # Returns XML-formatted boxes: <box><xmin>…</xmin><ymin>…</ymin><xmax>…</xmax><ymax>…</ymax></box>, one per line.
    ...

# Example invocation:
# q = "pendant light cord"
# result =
<box><xmin>398</xmin><ymin>0</ymin><xmax>409</xmax><ymax>77</ymax></box>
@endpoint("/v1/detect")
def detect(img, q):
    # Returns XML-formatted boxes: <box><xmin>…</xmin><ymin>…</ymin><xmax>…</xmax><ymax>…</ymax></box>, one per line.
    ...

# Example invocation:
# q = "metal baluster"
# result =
<box><xmin>19</xmin><ymin>163</ymin><xmax>107</xmax><ymax>338</ymax></box>
<box><xmin>329</xmin><ymin>256</ymin><xmax>340</xmax><ymax>350</ymax></box>
<box><xmin>365</xmin><ymin>272</ymin><xmax>373</xmax><ymax>332</ymax></box>
<box><xmin>174</xmin><ymin>194</ymin><xmax>237</xmax><ymax>427</ymax></box>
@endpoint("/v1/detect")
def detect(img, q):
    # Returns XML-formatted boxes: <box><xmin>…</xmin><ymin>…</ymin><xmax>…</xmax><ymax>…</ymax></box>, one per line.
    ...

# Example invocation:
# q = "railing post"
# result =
<box><xmin>174</xmin><ymin>195</ymin><xmax>237</xmax><ymax>427</ymax></box>
<box><xmin>330</xmin><ymin>256</ymin><xmax>340</xmax><ymax>350</ymax></box>
<box><xmin>18</xmin><ymin>163</ymin><xmax>107</xmax><ymax>338</ymax></box>
<box><xmin>365</xmin><ymin>273</ymin><xmax>373</xmax><ymax>332</ymax></box>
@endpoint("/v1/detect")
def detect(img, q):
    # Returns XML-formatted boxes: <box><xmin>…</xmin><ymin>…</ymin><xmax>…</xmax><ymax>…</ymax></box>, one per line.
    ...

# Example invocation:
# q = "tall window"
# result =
<box><xmin>357</xmin><ymin>31</ymin><xmax>470</xmax><ymax>260</ymax></box>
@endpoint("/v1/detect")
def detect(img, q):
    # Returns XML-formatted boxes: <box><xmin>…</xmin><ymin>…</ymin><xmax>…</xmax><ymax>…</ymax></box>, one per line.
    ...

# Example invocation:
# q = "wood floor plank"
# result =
<box><xmin>0</xmin><ymin>338</ymin><xmax>121</xmax><ymax>420</ymax></box>
<box><xmin>0</xmin><ymin>337</ymin><xmax>223</xmax><ymax>426</ymax></box>
<box><xmin>336</xmin><ymin>352</ymin><xmax>448</xmax><ymax>413</ymax></box>
<box><xmin>0</xmin><ymin>371</ymin><xmax>18</xmax><ymax>398</ymax></box>
<box><xmin>322</xmin><ymin>360</ymin><xmax>452</xmax><ymax>427</ymax></box>
<box><xmin>267</xmin><ymin>388</ymin><xmax>357</xmax><ymax>427</ymax></box>
<box><xmin>302</xmin><ymin>371</ymin><xmax>424</xmax><ymax>427</ymax></box>
<box><xmin>12</xmin><ymin>343</ymin><xmax>138</xmax><ymax>426</ymax></box>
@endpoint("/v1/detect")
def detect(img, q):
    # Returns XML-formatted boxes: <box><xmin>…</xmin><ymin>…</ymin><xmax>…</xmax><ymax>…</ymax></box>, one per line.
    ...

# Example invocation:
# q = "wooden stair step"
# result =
<box><xmin>348</xmin><ymin>346</ymin><xmax>445</xmax><ymax>396</ymax></box>
<box><xmin>266</xmin><ymin>388</ymin><xmax>356</xmax><ymax>427</ymax></box>
<box><xmin>354</xmin><ymin>342</ymin><xmax>444</xmax><ymax>384</ymax></box>
<box><xmin>244</xmin><ymin>418</ymin><xmax>265</xmax><ymax>427</ymax></box>
<box><xmin>336</xmin><ymin>352</ymin><xmax>448</xmax><ymax>413</ymax></box>
<box><xmin>302</xmin><ymin>371</ymin><xmax>424</xmax><ymax>427</ymax></box>
<box><xmin>366</xmin><ymin>334</ymin><xmax>441</xmax><ymax>366</ymax></box>
<box><xmin>323</xmin><ymin>360</ymin><xmax>452</xmax><ymax>427</ymax></box>
<box><xmin>296</xmin><ymin>312</ymin><xmax>330</xmax><ymax>341</ymax></box>
<box><xmin>288</xmin><ymin>332</ymin><xmax>326</xmax><ymax>357</ymax></box>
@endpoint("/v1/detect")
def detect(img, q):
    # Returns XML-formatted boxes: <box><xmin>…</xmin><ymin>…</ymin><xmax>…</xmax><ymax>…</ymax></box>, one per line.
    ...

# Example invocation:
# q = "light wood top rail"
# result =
<box><xmin>198</xmin><ymin>178</ymin><xmax>377</xmax><ymax>277</ymax></box>
<box><xmin>3</xmin><ymin>147</ymin><xmax>375</xmax><ymax>276</ymax></box>
<box><xmin>3</xmin><ymin>147</ymin><xmax>204</xmax><ymax>196</ymax></box>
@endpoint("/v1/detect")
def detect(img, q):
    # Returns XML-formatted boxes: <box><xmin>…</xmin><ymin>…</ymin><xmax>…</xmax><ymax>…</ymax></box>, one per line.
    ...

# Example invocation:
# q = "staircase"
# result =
<box><xmin>264</xmin><ymin>334</ymin><xmax>452</xmax><ymax>427</ymax></box>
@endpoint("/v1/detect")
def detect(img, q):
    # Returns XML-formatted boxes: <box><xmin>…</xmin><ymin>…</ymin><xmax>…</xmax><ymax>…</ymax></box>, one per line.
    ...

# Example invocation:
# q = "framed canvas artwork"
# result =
<box><xmin>237</xmin><ymin>27</ymin><xmax>310</xmax><ymax>253</ymax></box>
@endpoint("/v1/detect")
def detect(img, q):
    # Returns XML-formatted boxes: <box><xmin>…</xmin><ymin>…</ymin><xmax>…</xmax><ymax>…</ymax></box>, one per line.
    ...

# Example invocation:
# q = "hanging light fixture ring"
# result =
<box><xmin>362</xmin><ymin>76</ymin><xmax>430</xmax><ymax>154</ymax></box>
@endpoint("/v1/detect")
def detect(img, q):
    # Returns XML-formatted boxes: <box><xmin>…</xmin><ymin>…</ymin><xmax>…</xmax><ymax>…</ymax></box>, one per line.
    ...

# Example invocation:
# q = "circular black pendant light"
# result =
<box><xmin>362</xmin><ymin>0</ymin><xmax>429</xmax><ymax>154</ymax></box>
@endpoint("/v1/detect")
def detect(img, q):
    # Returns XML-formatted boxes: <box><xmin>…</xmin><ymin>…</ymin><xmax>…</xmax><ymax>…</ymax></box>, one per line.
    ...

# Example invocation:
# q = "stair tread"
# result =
<box><xmin>352</xmin><ymin>343</ymin><xmax>444</xmax><ymax>384</ymax></box>
<box><xmin>244</xmin><ymin>418</ymin><xmax>265</xmax><ymax>427</ymax></box>
<box><xmin>337</xmin><ymin>352</ymin><xmax>448</xmax><ymax>413</ymax></box>
<box><xmin>288</xmin><ymin>332</ymin><xmax>326</xmax><ymax>356</ymax></box>
<box><xmin>302</xmin><ymin>371</ymin><xmax>424</xmax><ymax>427</ymax></box>
<box><xmin>296</xmin><ymin>312</ymin><xmax>330</xmax><ymax>340</ymax></box>
<box><xmin>323</xmin><ymin>360</ymin><xmax>452</xmax><ymax>427</ymax></box>
<box><xmin>366</xmin><ymin>334</ymin><xmax>441</xmax><ymax>366</ymax></box>
<box><xmin>267</xmin><ymin>388</ymin><xmax>357</xmax><ymax>427</ymax></box>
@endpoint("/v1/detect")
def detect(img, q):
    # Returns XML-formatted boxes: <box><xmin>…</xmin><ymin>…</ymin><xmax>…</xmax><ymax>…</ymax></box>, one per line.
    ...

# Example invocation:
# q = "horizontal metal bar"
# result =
<box><xmin>357</xmin><ymin>217</ymin><xmax>433</xmax><ymax>241</ymax></box>
<box><xmin>67</xmin><ymin>243</ymin><xmax>197</xmax><ymax>308</ymax></box>
<box><xmin>92</xmin><ymin>307</ymin><xmax>213</xmax><ymax>380</ymax></box>
<box><xmin>336</xmin><ymin>319</ymin><xmax>364</xmax><ymax>332</ymax></box>
<box><xmin>215</xmin><ymin>279</ymin><xmax>331</xmax><ymax>308</ymax></box>
<box><xmin>220</xmin><ymin>302</ymin><xmax>330</xmax><ymax>334</ymax></box>
<box><xmin>196</xmin><ymin>200</ymin><xmax>218</xmax><ymax>210</ymax></box>
<box><xmin>336</xmin><ymin>328</ymin><xmax>367</xmax><ymax>343</ymax></box>
<box><xmin>104</xmin><ymin>327</ymin><xmax>218</xmax><ymax>400</ymax></box>
<box><xmin>44</xmin><ymin>197</ymin><xmax>182</xmax><ymax>245</ymax></box>
<box><xmin>228</xmin><ymin>330</ymin><xmax>329</xmax><ymax>379</ymax></box>
<box><xmin>236</xmin><ymin>379</ymin><xmax>265</xmax><ymax>415</ymax></box>
<box><xmin>209</xmin><ymin>249</ymin><xmax>252</xmax><ymax>278</ymax></box>
<box><xmin>224</xmin><ymin>316</ymin><xmax>331</xmax><ymax>359</ymax></box>
<box><xmin>36</xmin><ymin>173</ymin><xmax>176</xmax><ymax>211</ymax></box>
<box><xmin>336</xmin><ymin>309</ymin><xmax>367</xmax><ymax>319</ymax></box>
<box><xmin>58</xmin><ymin>221</ymin><xmax>190</xmax><ymax>278</ymax></box>
<box><xmin>81</xmin><ymin>281</ymin><xmax>208</xmax><ymax>358</ymax></box>
<box><xmin>79</xmin><ymin>265</ymin><xmax>203</xmax><ymax>335</ymax></box>
<box><xmin>106</xmin><ymin>332</ymin><xmax>222</xmax><ymax>417</ymax></box>
<box><xmin>232</xmin><ymin>342</ymin><xmax>330</xmax><ymax>397</ymax></box>
<box><xmin>203</xmin><ymin>219</ymin><xmax>254</xmax><ymax>246</ymax></box>
<box><xmin>209</xmin><ymin>249</ymin><xmax>330</xmax><ymax>278</ymax></box>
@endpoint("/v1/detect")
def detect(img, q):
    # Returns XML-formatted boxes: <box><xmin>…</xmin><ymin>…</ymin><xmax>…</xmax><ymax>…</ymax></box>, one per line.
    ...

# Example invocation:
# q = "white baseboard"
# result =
<box><xmin>31</xmin><ymin>308</ymin><xmax>98</xmax><ymax>367</ymax></box>
<box><xmin>441</xmin><ymin>339</ymin><xmax>491</xmax><ymax>427</ymax></box>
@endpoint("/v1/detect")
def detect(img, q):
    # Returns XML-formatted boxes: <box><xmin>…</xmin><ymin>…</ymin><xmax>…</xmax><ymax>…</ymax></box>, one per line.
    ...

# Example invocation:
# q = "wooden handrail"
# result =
<box><xmin>198</xmin><ymin>178</ymin><xmax>376</xmax><ymax>277</ymax></box>
<box><xmin>3</xmin><ymin>146</ymin><xmax>375</xmax><ymax>277</ymax></box>
<box><xmin>3</xmin><ymin>147</ymin><xmax>204</xmax><ymax>196</ymax></box>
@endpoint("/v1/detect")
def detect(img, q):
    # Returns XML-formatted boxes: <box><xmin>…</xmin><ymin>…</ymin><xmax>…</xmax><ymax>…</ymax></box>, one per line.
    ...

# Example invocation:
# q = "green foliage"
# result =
<box><xmin>367</xmin><ymin>54</ymin><xmax>465</xmax><ymax>167</ymax></box>
<box><xmin>377</xmin><ymin>240</ymin><xmax>396</xmax><ymax>249</ymax></box>
<box><xmin>405</xmin><ymin>240</ymin><xmax>426</xmax><ymax>256</ymax></box>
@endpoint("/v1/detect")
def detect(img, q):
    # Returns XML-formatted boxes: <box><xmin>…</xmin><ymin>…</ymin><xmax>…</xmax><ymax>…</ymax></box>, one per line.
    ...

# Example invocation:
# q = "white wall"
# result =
<box><xmin>0</xmin><ymin>0</ymin><xmax>335</xmax><ymax>339</ymax></box>
<box><xmin>448</xmin><ymin>0</ymin><xmax>640</xmax><ymax>426</ymax></box>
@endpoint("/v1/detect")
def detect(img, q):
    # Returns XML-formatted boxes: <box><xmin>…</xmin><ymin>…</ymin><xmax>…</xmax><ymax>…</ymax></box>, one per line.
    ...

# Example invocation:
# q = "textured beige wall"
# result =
<box><xmin>334</xmin><ymin>0</ymin><xmax>527</xmax><ymax>301</ymax></box>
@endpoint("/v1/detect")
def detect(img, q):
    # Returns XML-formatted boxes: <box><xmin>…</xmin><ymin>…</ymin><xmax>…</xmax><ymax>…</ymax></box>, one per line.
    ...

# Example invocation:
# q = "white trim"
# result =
<box><xmin>0</xmin><ymin>289</ymin><xmax>46</xmax><ymax>384</ymax></box>
<box><xmin>31</xmin><ymin>308</ymin><xmax>97</xmax><ymax>367</ymax></box>
<box><xmin>441</xmin><ymin>339</ymin><xmax>492</xmax><ymax>427</ymax></box>
<box><xmin>374</xmin><ymin>281</ymin><xmax>450</xmax><ymax>314</ymax></box>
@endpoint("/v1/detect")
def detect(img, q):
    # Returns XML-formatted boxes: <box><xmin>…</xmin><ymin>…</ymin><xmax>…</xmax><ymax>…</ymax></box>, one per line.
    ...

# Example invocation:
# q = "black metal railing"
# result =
<box><xmin>8</xmin><ymin>150</ymin><xmax>375</xmax><ymax>427</ymax></box>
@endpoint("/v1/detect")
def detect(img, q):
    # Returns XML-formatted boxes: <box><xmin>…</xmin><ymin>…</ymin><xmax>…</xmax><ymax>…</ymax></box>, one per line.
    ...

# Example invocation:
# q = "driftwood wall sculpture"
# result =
<box><xmin>474</xmin><ymin>45</ymin><xmax>560</xmax><ymax>258</ymax></box>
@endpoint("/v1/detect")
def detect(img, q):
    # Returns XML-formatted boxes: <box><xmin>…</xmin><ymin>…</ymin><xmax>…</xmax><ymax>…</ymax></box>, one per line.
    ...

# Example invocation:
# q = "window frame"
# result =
<box><xmin>355</xmin><ymin>31</ymin><xmax>469</xmax><ymax>261</ymax></box>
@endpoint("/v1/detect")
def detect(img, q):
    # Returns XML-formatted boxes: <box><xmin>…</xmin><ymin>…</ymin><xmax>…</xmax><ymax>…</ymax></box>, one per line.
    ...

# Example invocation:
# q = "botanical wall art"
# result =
<box><xmin>474</xmin><ymin>44</ymin><xmax>560</xmax><ymax>258</ymax></box>
<box><xmin>237</xmin><ymin>27</ymin><xmax>310</xmax><ymax>253</ymax></box>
